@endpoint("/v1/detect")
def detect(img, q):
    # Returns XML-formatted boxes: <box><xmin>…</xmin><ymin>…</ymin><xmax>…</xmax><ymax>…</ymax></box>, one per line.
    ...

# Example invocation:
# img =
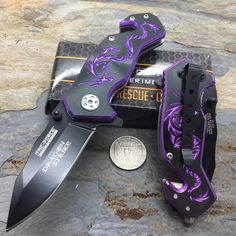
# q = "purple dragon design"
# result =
<box><xmin>164</xmin><ymin>91</ymin><xmax>209</xmax><ymax>202</ymax></box>
<box><xmin>164</xmin><ymin>102</ymin><xmax>201</xmax><ymax>160</ymax></box>
<box><xmin>183</xmin><ymin>164</ymin><xmax>209</xmax><ymax>202</ymax></box>
<box><xmin>79</xmin><ymin>22</ymin><xmax>158</xmax><ymax>87</ymax></box>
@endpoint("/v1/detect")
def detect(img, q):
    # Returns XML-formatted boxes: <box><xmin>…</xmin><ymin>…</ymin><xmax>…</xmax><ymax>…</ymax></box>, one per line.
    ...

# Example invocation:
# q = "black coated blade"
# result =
<box><xmin>6</xmin><ymin>103</ymin><xmax>95</xmax><ymax>231</ymax></box>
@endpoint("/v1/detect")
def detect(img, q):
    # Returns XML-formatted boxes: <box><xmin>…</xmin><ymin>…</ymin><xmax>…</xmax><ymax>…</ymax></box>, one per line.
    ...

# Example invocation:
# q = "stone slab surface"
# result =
<box><xmin>0</xmin><ymin>0</ymin><xmax>236</xmax><ymax>235</ymax></box>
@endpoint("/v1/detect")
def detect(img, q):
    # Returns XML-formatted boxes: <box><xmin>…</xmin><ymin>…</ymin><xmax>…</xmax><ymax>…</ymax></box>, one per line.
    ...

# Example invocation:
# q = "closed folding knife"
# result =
<box><xmin>7</xmin><ymin>13</ymin><xmax>166</xmax><ymax>230</ymax></box>
<box><xmin>158</xmin><ymin>58</ymin><xmax>217</xmax><ymax>224</ymax></box>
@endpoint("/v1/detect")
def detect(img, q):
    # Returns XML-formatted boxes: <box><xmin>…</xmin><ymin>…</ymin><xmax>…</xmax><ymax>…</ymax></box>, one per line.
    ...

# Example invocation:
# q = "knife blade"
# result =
<box><xmin>7</xmin><ymin>13</ymin><xmax>166</xmax><ymax>230</ymax></box>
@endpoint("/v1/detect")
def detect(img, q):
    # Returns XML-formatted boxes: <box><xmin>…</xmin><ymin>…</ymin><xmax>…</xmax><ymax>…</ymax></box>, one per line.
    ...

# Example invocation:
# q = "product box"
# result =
<box><xmin>45</xmin><ymin>41</ymin><xmax>212</xmax><ymax>129</ymax></box>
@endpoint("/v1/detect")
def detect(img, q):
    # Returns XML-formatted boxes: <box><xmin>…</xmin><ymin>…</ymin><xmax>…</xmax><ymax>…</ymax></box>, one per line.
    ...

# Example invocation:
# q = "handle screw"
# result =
<box><xmin>52</xmin><ymin>110</ymin><xmax>62</xmax><ymax>121</ymax></box>
<box><xmin>129</xmin><ymin>16</ymin><xmax>135</xmax><ymax>21</ymax></box>
<box><xmin>173</xmin><ymin>194</ymin><xmax>178</xmax><ymax>199</ymax></box>
<box><xmin>109</xmin><ymin>35</ymin><xmax>115</xmax><ymax>41</ymax></box>
<box><xmin>178</xmin><ymin>69</ymin><xmax>186</xmax><ymax>78</ymax></box>
<box><xmin>166</xmin><ymin>152</ymin><xmax>173</xmax><ymax>161</ymax></box>
<box><xmin>185</xmin><ymin>206</ymin><xmax>191</xmax><ymax>211</ymax></box>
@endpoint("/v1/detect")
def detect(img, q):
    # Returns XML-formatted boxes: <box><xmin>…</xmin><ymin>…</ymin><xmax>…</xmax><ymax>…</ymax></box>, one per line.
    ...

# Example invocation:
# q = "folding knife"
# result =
<box><xmin>158</xmin><ymin>58</ymin><xmax>217</xmax><ymax>224</ymax></box>
<box><xmin>7</xmin><ymin>13</ymin><xmax>166</xmax><ymax>230</ymax></box>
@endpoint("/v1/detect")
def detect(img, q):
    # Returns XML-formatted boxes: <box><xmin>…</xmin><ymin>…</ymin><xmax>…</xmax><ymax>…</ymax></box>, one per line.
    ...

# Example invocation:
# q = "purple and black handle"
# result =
<box><xmin>158</xmin><ymin>58</ymin><xmax>217</xmax><ymax>224</ymax></box>
<box><xmin>62</xmin><ymin>13</ymin><xmax>165</xmax><ymax>122</ymax></box>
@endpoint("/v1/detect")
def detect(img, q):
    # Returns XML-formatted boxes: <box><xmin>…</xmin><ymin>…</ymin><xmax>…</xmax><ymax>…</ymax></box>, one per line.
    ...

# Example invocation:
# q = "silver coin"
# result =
<box><xmin>109</xmin><ymin>136</ymin><xmax>147</xmax><ymax>170</ymax></box>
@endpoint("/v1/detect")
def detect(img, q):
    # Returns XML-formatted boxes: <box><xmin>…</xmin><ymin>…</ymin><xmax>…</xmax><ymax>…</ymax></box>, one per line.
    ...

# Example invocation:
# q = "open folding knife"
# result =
<box><xmin>6</xmin><ymin>13</ymin><xmax>166</xmax><ymax>230</ymax></box>
<box><xmin>158</xmin><ymin>58</ymin><xmax>217</xmax><ymax>224</ymax></box>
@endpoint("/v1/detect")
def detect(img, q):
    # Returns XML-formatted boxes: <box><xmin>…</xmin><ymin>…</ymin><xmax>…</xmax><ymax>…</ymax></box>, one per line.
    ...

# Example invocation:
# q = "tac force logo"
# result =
<box><xmin>35</xmin><ymin>126</ymin><xmax>58</xmax><ymax>157</ymax></box>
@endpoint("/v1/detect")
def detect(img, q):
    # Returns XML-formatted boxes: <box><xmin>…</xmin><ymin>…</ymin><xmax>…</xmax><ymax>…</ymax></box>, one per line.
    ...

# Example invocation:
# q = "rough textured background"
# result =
<box><xmin>0</xmin><ymin>0</ymin><xmax>235</xmax><ymax>235</ymax></box>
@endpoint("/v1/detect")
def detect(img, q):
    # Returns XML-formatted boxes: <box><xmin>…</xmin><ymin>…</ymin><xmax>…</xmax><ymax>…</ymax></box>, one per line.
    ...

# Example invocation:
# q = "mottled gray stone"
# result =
<box><xmin>0</xmin><ymin>176</ymin><xmax>16</xmax><ymax>224</ymax></box>
<box><xmin>0</xmin><ymin>91</ymin><xmax>49</xmax><ymax>170</ymax></box>
<box><xmin>0</xmin><ymin>0</ymin><xmax>236</xmax><ymax>235</ymax></box>
<box><xmin>217</xmin><ymin>109</ymin><xmax>236</xmax><ymax>126</ymax></box>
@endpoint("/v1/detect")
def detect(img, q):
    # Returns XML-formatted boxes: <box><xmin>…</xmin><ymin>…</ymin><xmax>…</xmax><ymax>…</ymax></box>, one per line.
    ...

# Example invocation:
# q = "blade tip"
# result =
<box><xmin>6</xmin><ymin>218</ymin><xmax>18</xmax><ymax>232</ymax></box>
<box><xmin>6</xmin><ymin>225</ymin><xmax>13</xmax><ymax>232</ymax></box>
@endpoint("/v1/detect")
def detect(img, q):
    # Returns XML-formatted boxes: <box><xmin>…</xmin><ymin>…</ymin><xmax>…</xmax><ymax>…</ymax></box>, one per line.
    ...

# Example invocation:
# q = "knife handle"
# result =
<box><xmin>158</xmin><ymin>58</ymin><xmax>217</xmax><ymax>220</ymax></box>
<box><xmin>62</xmin><ymin>13</ymin><xmax>165</xmax><ymax>122</ymax></box>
